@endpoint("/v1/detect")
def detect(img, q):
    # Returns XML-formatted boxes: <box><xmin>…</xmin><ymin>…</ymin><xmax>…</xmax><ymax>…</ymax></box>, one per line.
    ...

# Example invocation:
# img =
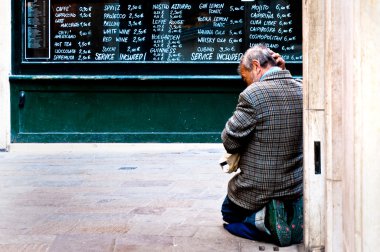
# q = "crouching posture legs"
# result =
<box><xmin>221</xmin><ymin>196</ymin><xmax>303</xmax><ymax>247</ymax></box>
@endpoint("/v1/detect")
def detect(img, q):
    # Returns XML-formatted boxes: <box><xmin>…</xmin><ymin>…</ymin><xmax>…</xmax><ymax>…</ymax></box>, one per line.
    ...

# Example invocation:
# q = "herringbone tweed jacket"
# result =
<box><xmin>222</xmin><ymin>69</ymin><xmax>303</xmax><ymax>211</ymax></box>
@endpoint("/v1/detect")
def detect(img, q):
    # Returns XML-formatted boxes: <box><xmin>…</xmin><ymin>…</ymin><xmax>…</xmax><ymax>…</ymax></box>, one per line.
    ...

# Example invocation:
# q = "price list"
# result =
<box><xmin>247</xmin><ymin>1</ymin><xmax>302</xmax><ymax>62</ymax></box>
<box><xmin>25</xmin><ymin>0</ymin><xmax>302</xmax><ymax>63</ymax></box>
<box><xmin>52</xmin><ymin>3</ymin><xmax>94</xmax><ymax>61</ymax></box>
<box><xmin>190</xmin><ymin>3</ymin><xmax>244</xmax><ymax>62</ymax></box>
<box><xmin>150</xmin><ymin>3</ymin><xmax>187</xmax><ymax>61</ymax></box>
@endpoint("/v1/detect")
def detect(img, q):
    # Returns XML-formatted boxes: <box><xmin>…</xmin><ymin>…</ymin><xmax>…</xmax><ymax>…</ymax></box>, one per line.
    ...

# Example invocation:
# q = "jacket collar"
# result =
<box><xmin>260</xmin><ymin>69</ymin><xmax>293</xmax><ymax>82</ymax></box>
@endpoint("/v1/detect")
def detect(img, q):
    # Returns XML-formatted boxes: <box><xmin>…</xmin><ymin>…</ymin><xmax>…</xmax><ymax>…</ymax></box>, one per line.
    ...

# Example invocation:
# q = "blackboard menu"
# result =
<box><xmin>24</xmin><ymin>0</ymin><xmax>302</xmax><ymax>63</ymax></box>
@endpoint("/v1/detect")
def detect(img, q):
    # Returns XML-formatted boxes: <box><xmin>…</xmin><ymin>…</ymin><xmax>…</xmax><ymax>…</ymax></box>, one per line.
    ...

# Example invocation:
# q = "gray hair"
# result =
<box><xmin>238</xmin><ymin>44</ymin><xmax>276</xmax><ymax>73</ymax></box>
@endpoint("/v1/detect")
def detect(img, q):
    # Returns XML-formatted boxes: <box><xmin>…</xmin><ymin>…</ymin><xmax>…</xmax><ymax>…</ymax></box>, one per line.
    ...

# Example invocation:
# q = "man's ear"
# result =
<box><xmin>252</xmin><ymin>60</ymin><xmax>261</xmax><ymax>73</ymax></box>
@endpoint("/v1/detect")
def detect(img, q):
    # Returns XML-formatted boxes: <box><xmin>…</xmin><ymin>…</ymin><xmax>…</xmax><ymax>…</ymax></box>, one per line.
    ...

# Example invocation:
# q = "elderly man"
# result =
<box><xmin>221</xmin><ymin>44</ymin><xmax>303</xmax><ymax>247</ymax></box>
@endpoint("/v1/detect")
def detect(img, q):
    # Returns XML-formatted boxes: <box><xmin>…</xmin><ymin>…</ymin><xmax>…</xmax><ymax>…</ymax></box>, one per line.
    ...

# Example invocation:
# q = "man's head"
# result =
<box><xmin>238</xmin><ymin>44</ymin><xmax>276</xmax><ymax>86</ymax></box>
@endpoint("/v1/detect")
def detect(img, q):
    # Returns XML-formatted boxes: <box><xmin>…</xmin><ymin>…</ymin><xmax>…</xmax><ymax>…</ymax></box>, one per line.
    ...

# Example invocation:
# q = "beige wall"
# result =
<box><xmin>357</xmin><ymin>1</ymin><xmax>380</xmax><ymax>251</ymax></box>
<box><xmin>303</xmin><ymin>0</ymin><xmax>326</xmax><ymax>250</ymax></box>
<box><xmin>304</xmin><ymin>0</ymin><xmax>380</xmax><ymax>251</ymax></box>
<box><xmin>0</xmin><ymin>1</ymin><xmax>11</xmax><ymax>151</ymax></box>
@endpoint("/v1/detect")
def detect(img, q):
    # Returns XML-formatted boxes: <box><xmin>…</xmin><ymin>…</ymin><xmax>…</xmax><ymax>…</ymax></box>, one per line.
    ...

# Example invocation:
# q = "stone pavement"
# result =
<box><xmin>0</xmin><ymin>144</ymin><xmax>304</xmax><ymax>252</ymax></box>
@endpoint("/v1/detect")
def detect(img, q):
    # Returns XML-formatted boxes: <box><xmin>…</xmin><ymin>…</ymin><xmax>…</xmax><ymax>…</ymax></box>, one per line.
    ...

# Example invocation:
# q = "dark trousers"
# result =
<box><xmin>221</xmin><ymin>195</ymin><xmax>256</xmax><ymax>223</ymax></box>
<box><xmin>221</xmin><ymin>196</ymin><xmax>270</xmax><ymax>241</ymax></box>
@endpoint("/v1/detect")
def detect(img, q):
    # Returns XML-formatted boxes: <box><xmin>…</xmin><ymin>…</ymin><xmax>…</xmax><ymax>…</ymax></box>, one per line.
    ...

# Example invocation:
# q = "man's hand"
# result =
<box><xmin>269</xmin><ymin>50</ymin><xmax>286</xmax><ymax>70</ymax></box>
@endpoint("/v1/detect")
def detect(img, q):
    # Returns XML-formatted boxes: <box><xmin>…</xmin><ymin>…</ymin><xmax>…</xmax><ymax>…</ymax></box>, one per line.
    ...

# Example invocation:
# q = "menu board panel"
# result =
<box><xmin>24</xmin><ymin>0</ymin><xmax>302</xmax><ymax>63</ymax></box>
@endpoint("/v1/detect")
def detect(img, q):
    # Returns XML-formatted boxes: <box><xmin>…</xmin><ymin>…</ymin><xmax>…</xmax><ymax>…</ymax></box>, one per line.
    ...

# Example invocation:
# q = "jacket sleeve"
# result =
<box><xmin>221</xmin><ymin>91</ymin><xmax>257</xmax><ymax>153</ymax></box>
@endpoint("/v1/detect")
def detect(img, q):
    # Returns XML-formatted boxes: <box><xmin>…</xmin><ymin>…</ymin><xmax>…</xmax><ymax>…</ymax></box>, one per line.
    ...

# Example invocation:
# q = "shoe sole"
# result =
<box><xmin>266</xmin><ymin>200</ymin><xmax>291</xmax><ymax>247</ymax></box>
<box><xmin>289</xmin><ymin>197</ymin><xmax>304</xmax><ymax>244</ymax></box>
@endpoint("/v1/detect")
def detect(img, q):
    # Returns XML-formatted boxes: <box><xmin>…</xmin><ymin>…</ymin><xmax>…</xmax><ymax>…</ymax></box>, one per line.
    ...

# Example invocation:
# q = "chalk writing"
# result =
<box><xmin>26</xmin><ymin>0</ymin><xmax>302</xmax><ymax>63</ymax></box>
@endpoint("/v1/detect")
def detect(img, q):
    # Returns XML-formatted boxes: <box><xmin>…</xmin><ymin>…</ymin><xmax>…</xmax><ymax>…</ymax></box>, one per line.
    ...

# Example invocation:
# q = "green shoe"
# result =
<box><xmin>265</xmin><ymin>199</ymin><xmax>291</xmax><ymax>247</ymax></box>
<box><xmin>288</xmin><ymin>196</ymin><xmax>304</xmax><ymax>244</ymax></box>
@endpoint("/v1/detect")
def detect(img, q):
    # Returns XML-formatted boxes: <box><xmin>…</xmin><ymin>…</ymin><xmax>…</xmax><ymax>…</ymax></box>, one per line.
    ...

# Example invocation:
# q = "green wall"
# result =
<box><xmin>10</xmin><ymin>77</ymin><xmax>242</xmax><ymax>143</ymax></box>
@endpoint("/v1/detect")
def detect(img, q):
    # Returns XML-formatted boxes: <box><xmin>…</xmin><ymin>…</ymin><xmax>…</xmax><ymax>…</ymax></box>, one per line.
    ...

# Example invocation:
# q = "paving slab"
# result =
<box><xmin>0</xmin><ymin>144</ymin><xmax>304</xmax><ymax>252</ymax></box>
